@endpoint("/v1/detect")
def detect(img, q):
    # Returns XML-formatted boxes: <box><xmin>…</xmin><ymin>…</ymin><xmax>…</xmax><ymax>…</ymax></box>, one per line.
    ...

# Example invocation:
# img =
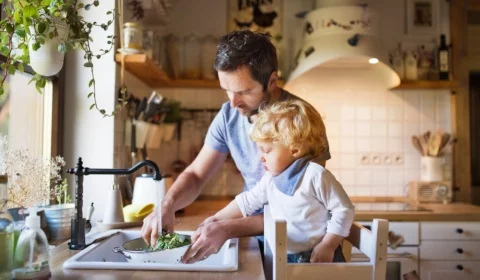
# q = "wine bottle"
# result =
<box><xmin>438</xmin><ymin>34</ymin><xmax>449</xmax><ymax>80</ymax></box>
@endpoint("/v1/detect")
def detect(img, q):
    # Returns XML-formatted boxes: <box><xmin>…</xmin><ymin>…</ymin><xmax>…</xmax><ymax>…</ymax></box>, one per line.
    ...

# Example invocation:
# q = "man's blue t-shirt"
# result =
<box><xmin>204</xmin><ymin>90</ymin><xmax>331</xmax><ymax>192</ymax></box>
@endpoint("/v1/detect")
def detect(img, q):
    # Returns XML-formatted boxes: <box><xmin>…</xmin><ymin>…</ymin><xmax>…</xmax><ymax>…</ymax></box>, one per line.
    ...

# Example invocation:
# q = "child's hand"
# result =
<box><xmin>310</xmin><ymin>242</ymin><xmax>336</xmax><ymax>263</ymax></box>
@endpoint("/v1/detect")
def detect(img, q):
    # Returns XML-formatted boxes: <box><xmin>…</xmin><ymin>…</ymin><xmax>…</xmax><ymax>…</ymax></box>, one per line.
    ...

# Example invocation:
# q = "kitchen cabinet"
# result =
<box><xmin>420</xmin><ymin>222</ymin><xmax>480</xmax><ymax>280</ymax></box>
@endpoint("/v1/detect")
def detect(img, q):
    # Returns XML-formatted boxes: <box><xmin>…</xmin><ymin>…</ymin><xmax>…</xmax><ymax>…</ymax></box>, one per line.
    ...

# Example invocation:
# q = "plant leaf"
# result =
<box><xmin>0</xmin><ymin>88</ymin><xmax>4</xmax><ymax>95</ymax></box>
<box><xmin>36</xmin><ymin>22</ymin><xmax>47</xmax><ymax>34</ymax></box>
<box><xmin>23</xmin><ymin>6</ymin><xmax>37</xmax><ymax>19</ymax></box>
<box><xmin>17</xmin><ymin>63</ymin><xmax>24</xmax><ymax>73</ymax></box>
<box><xmin>88</xmin><ymin>79</ymin><xmax>94</xmax><ymax>87</ymax></box>
<box><xmin>90</xmin><ymin>104</ymin><xmax>95</xmax><ymax>110</ymax></box>
<box><xmin>88</xmin><ymin>92</ymin><xmax>93</xmax><ymax>98</ymax></box>
<box><xmin>7</xmin><ymin>65</ymin><xmax>16</xmax><ymax>75</ymax></box>
<box><xmin>84</xmin><ymin>62</ymin><xmax>93</xmax><ymax>68</ymax></box>
<box><xmin>100</xmin><ymin>109</ymin><xmax>105</xmax><ymax>114</ymax></box>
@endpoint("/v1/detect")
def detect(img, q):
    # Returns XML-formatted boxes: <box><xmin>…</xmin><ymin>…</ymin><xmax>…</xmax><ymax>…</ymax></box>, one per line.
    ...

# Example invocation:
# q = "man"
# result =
<box><xmin>141</xmin><ymin>30</ymin><xmax>330</xmax><ymax>263</ymax></box>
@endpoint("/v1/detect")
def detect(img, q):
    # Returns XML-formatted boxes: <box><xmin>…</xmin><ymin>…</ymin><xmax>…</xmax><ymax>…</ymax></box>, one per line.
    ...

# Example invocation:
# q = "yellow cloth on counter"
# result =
<box><xmin>123</xmin><ymin>203</ymin><xmax>154</xmax><ymax>222</ymax></box>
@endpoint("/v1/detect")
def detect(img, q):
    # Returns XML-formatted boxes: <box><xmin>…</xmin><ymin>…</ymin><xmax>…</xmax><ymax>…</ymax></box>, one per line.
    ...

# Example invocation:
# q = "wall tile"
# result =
<box><xmin>356</xmin><ymin>122</ymin><xmax>371</xmax><ymax>137</ymax></box>
<box><xmin>371</xmin><ymin>122</ymin><xmax>387</xmax><ymax>137</ymax></box>
<box><xmin>356</xmin><ymin>106</ymin><xmax>372</xmax><ymax>121</ymax></box>
<box><xmin>387</xmin><ymin>105</ymin><xmax>403</xmax><ymax>121</ymax></box>
<box><xmin>340</xmin><ymin>138</ymin><xmax>356</xmax><ymax>153</ymax></box>
<box><xmin>356</xmin><ymin>138</ymin><xmax>371</xmax><ymax>153</ymax></box>
<box><xmin>341</xmin><ymin>122</ymin><xmax>356</xmax><ymax>137</ymax></box>
<box><xmin>340</xmin><ymin>154</ymin><xmax>357</xmax><ymax>169</ymax></box>
<box><xmin>372</xmin><ymin>106</ymin><xmax>387</xmax><ymax>121</ymax></box>
<box><xmin>341</xmin><ymin>105</ymin><xmax>356</xmax><ymax>121</ymax></box>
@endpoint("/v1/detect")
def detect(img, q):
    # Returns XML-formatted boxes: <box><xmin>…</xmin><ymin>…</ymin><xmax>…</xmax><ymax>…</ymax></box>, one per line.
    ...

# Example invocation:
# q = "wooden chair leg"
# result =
<box><xmin>342</xmin><ymin>239</ymin><xmax>352</xmax><ymax>262</ymax></box>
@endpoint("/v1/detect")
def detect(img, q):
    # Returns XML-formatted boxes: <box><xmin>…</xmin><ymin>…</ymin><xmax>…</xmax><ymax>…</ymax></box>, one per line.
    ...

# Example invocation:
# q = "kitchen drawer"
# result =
<box><xmin>358</xmin><ymin>221</ymin><xmax>419</xmax><ymax>245</ymax></box>
<box><xmin>389</xmin><ymin>222</ymin><xmax>419</xmax><ymax>245</ymax></box>
<box><xmin>421</xmin><ymin>222</ymin><xmax>480</xmax><ymax>240</ymax></box>
<box><xmin>420</xmin><ymin>261</ymin><xmax>480</xmax><ymax>280</ymax></box>
<box><xmin>420</xmin><ymin>241</ymin><xmax>480</xmax><ymax>260</ymax></box>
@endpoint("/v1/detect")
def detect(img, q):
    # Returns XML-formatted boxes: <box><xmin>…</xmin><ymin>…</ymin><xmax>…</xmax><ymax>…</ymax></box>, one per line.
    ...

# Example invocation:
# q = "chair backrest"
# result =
<box><xmin>263</xmin><ymin>206</ymin><xmax>388</xmax><ymax>280</ymax></box>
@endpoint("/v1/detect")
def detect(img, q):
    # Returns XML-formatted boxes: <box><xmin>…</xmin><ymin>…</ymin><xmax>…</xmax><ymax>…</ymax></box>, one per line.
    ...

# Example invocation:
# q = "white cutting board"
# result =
<box><xmin>63</xmin><ymin>230</ymin><xmax>239</xmax><ymax>272</ymax></box>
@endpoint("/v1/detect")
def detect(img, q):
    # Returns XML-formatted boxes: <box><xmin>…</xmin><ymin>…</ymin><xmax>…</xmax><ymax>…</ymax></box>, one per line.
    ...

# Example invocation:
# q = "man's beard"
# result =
<box><xmin>246</xmin><ymin>89</ymin><xmax>271</xmax><ymax>122</ymax></box>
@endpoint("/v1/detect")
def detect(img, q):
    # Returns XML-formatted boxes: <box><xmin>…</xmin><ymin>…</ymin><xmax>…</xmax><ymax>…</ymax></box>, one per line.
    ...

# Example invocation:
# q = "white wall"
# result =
<box><xmin>64</xmin><ymin>1</ymin><xmax>117</xmax><ymax>223</ymax></box>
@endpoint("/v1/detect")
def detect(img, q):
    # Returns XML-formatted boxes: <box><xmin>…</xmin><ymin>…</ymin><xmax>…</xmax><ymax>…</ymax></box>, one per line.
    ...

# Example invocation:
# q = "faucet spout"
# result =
<box><xmin>66</xmin><ymin>157</ymin><xmax>163</xmax><ymax>250</ymax></box>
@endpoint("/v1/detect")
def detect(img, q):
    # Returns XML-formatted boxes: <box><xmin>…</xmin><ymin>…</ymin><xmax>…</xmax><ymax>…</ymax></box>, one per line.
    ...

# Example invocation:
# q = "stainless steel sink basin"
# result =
<box><xmin>63</xmin><ymin>230</ymin><xmax>238</xmax><ymax>272</ymax></box>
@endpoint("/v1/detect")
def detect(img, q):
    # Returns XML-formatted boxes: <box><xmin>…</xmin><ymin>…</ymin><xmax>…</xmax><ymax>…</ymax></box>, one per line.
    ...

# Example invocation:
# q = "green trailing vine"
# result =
<box><xmin>0</xmin><ymin>0</ymin><xmax>126</xmax><ymax>117</ymax></box>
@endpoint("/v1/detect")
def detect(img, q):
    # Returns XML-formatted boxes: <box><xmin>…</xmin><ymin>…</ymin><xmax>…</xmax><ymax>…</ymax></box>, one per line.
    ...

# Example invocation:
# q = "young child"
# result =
<box><xmin>208</xmin><ymin>99</ymin><xmax>355</xmax><ymax>263</ymax></box>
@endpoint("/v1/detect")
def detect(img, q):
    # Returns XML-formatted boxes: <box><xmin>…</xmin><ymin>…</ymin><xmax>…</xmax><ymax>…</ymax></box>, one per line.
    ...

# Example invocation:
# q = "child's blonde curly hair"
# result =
<box><xmin>249</xmin><ymin>99</ymin><xmax>327</xmax><ymax>157</ymax></box>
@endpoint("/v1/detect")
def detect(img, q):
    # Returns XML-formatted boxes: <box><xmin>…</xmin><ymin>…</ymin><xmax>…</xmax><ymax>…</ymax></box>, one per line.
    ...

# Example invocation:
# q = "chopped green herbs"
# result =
<box><xmin>148</xmin><ymin>232</ymin><xmax>191</xmax><ymax>251</ymax></box>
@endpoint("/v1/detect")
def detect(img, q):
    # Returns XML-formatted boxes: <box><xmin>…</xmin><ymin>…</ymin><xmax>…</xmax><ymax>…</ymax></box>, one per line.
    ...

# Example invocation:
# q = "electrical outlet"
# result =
<box><xmin>371</xmin><ymin>153</ymin><xmax>382</xmax><ymax>165</ymax></box>
<box><xmin>392</xmin><ymin>153</ymin><xmax>404</xmax><ymax>165</ymax></box>
<box><xmin>383</xmin><ymin>154</ymin><xmax>393</xmax><ymax>165</ymax></box>
<box><xmin>360</xmin><ymin>154</ymin><xmax>370</xmax><ymax>165</ymax></box>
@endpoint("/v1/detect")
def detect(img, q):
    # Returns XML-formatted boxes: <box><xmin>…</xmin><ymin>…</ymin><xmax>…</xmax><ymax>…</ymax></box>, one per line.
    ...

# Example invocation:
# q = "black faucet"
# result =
<box><xmin>67</xmin><ymin>157</ymin><xmax>163</xmax><ymax>250</ymax></box>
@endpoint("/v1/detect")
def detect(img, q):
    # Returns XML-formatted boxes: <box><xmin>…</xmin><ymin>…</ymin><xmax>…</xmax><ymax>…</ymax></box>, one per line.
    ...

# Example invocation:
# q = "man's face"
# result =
<box><xmin>218</xmin><ymin>66</ymin><xmax>270</xmax><ymax>117</ymax></box>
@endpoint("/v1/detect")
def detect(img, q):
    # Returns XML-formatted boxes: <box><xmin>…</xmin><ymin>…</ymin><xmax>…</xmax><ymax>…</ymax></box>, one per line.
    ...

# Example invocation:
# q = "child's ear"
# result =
<box><xmin>291</xmin><ymin>148</ymin><xmax>303</xmax><ymax>158</ymax></box>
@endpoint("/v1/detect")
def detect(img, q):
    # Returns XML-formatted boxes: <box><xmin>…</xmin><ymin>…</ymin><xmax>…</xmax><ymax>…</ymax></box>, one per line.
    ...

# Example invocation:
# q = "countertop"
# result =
<box><xmin>354</xmin><ymin>202</ymin><xmax>480</xmax><ymax>221</ymax></box>
<box><xmin>50</xmin><ymin>199</ymin><xmax>480</xmax><ymax>279</ymax></box>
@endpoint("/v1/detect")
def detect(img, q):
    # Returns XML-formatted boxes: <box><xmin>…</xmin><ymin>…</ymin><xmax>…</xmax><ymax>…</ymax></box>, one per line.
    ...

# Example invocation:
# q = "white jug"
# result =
<box><xmin>132</xmin><ymin>174</ymin><xmax>170</xmax><ymax>206</ymax></box>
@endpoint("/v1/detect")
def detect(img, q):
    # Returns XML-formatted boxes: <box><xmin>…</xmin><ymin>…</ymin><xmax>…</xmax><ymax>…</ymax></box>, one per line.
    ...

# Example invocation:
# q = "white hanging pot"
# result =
<box><xmin>28</xmin><ymin>20</ymin><xmax>69</xmax><ymax>77</ymax></box>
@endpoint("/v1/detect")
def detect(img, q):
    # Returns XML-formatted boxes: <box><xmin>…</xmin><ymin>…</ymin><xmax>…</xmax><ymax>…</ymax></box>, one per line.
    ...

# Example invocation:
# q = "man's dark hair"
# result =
<box><xmin>214</xmin><ymin>30</ymin><xmax>278</xmax><ymax>91</ymax></box>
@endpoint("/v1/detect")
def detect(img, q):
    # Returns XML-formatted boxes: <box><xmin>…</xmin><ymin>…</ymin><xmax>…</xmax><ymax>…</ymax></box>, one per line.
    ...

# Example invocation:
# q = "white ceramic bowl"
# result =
<box><xmin>113</xmin><ymin>235</ymin><xmax>191</xmax><ymax>264</ymax></box>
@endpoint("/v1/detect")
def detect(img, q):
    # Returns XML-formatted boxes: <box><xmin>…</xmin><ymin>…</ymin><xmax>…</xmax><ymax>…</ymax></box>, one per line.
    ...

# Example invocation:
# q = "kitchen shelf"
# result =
<box><xmin>115</xmin><ymin>54</ymin><xmax>220</xmax><ymax>88</ymax></box>
<box><xmin>394</xmin><ymin>80</ymin><xmax>457</xmax><ymax>90</ymax></box>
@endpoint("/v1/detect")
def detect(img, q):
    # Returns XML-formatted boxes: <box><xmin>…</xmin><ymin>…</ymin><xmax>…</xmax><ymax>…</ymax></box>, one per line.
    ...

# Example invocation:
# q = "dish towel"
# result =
<box><xmin>123</xmin><ymin>203</ymin><xmax>154</xmax><ymax>222</ymax></box>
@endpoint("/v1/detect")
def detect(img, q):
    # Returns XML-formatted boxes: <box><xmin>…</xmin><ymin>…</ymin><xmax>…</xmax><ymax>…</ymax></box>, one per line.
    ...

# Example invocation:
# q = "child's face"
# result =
<box><xmin>257</xmin><ymin>141</ymin><xmax>297</xmax><ymax>176</ymax></box>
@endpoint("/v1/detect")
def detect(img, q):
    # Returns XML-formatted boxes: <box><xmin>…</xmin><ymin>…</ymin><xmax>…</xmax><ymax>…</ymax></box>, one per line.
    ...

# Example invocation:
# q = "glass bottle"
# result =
<box><xmin>201</xmin><ymin>35</ymin><xmax>218</xmax><ymax>80</ymax></box>
<box><xmin>0</xmin><ymin>175</ymin><xmax>14</xmax><ymax>280</ymax></box>
<box><xmin>183</xmin><ymin>34</ymin><xmax>201</xmax><ymax>79</ymax></box>
<box><xmin>438</xmin><ymin>34</ymin><xmax>449</xmax><ymax>80</ymax></box>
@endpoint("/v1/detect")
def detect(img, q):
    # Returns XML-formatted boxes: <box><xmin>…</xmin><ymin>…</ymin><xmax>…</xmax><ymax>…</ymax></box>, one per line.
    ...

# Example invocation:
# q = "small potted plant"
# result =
<box><xmin>0</xmin><ymin>0</ymin><xmax>124</xmax><ymax>116</ymax></box>
<box><xmin>0</xmin><ymin>133</ymin><xmax>71</xmax><ymax>240</ymax></box>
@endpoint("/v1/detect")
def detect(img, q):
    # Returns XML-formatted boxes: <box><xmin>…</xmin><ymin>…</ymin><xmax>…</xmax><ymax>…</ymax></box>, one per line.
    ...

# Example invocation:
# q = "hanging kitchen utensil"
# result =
<box><xmin>171</xmin><ymin>120</ymin><xmax>187</xmax><ymax>173</ymax></box>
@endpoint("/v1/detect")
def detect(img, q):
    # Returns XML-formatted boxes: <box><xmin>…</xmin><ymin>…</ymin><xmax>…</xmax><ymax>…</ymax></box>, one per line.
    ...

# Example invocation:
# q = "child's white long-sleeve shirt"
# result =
<box><xmin>235</xmin><ymin>161</ymin><xmax>355</xmax><ymax>254</ymax></box>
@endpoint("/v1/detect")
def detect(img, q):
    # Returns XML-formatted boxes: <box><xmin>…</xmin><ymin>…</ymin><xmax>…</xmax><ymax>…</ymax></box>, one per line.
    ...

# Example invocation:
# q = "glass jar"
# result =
<box><xmin>201</xmin><ymin>35</ymin><xmax>218</xmax><ymax>80</ymax></box>
<box><xmin>183</xmin><ymin>34</ymin><xmax>201</xmax><ymax>79</ymax></box>
<box><xmin>123</xmin><ymin>22</ymin><xmax>143</xmax><ymax>51</ymax></box>
<box><xmin>0</xmin><ymin>175</ymin><xmax>14</xmax><ymax>280</ymax></box>
<box><xmin>166</xmin><ymin>34</ymin><xmax>183</xmax><ymax>79</ymax></box>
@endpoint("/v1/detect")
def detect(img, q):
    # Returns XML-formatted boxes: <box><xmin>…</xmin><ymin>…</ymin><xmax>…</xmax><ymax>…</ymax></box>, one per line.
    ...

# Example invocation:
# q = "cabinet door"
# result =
<box><xmin>421</xmin><ymin>261</ymin><xmax>480</xmax><ymax>280</ymax></box>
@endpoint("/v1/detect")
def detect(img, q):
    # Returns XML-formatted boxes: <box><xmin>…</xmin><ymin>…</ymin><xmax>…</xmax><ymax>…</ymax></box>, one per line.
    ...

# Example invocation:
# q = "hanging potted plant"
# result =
<box><xmin>0</xmin><ymin>0</ymin><xmax>125</xmax><ymax>116</ymax></box>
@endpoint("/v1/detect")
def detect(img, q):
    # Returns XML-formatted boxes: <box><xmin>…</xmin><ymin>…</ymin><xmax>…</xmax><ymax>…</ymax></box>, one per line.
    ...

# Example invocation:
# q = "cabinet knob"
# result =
<box><xmin>456</xmin><ymin>228</ymin><xmax>464</xmax><ymax>234</ymax></box>
<box><xmin>456</xmin><ymin>248</ymin><xmax>464</xmax><ymax>254</ymax></box>
<box><xmin>456</xmin><ymin>265</ymin><xmax>464</xmax><ymax>271</ymax></box>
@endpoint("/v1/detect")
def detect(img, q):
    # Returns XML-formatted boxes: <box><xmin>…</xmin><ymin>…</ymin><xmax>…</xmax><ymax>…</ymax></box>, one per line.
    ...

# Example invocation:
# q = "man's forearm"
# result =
<box><xmin>221</xmin><ymin>214</ymin><xmax>264</xmax><ymax>239</ymax></box>
<box><xmin>163</xmin><ymin>170</ymin><xmax>203</xmax><ymax>212</ymax></box>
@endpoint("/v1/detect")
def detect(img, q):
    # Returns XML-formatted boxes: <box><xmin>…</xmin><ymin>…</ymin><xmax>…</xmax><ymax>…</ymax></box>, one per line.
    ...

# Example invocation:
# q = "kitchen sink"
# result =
<box><xmin>63</xmin><ymin>230</ymin><xmax>238</xmax><ymax>272</ymax></box>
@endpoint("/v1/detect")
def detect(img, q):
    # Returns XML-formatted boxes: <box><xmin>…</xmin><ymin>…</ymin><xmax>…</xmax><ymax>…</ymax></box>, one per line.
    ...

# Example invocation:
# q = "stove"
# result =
<box><xmin>353</xmin><ymin>202</ymin><xmax>432</xmax><ymax>212</ymax></box>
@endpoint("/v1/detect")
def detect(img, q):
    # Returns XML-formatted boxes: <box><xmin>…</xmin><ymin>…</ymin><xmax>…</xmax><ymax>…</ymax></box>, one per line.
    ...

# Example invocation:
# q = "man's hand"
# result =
<box><xmin>141</xmin><ymin>202</ymin><xmax>176</xmax><ymax>246</ymax></box>
<box><xmin>310</xmin><ymin>242</ymin><xmax>336</xmax><ymax>263</ymax></box>
<box><xmin>198</xmin><ymin>215</ymin><xmax>218</xmax><ymax>228</ymax></box>
<box><xmin>180</xmin><ymin>219</ymin><xmax>230</xmax><ymax>264</ymax></box>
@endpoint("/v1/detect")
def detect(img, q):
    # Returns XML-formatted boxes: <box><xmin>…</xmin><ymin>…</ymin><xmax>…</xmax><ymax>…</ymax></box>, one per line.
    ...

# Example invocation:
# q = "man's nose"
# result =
<box><xmin>230</xmin><ymin>93</ymin><xmax>241</xmax><ymax>108</ymax></box>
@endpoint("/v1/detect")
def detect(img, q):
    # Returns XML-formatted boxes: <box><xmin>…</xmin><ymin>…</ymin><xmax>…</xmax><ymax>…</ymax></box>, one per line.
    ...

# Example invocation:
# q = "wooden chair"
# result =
<box><xmin>263</xmin><ymin>206</ymin><xmax>388</xmax><ymax>280</ymax></box>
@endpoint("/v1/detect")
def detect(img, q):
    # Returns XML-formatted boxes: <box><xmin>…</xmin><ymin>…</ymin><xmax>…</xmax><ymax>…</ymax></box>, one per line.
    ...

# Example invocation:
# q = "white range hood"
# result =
<box><xmin>286</xmin><ymin>2</ymin><xmax>400</xmax><ymax>91</ymax></box>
